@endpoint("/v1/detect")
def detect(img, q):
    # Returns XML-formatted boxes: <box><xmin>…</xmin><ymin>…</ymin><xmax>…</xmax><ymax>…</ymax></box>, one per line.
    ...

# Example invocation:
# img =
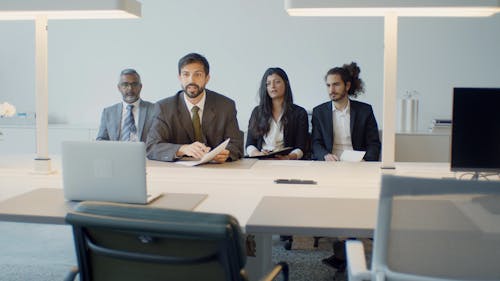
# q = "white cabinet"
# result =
<box><xmin>1</xmin><ymin>126</ymin><xmax>451</xmax><ymax>162</ymax></box>
<box><xmin>395</xmin><ymin>132</ymin><xmax>450</xmax><ymax>162</ymax></box>
<box><xmin>0</xmin><ymin>125</ymin><xmax>97</xmax><ymax>154</ymax></box>
<box><xmin>0</xmin><ymin>126</ymin><xmax>36</xmax><ymax>154</ymax></box>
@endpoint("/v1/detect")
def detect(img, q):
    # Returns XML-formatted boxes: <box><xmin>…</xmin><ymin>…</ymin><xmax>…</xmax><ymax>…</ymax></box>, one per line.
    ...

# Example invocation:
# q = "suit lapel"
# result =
<box><xmin>137</xmin><ymin>100</ymin><xmax>146</xmax><ymax>139</ymax></box>
<box><xmin>349</xmin><ymin>100</ymin><xmax>357</xmax><ymax>136</ymax></box>
<box><xmin>113</xmin><ymin>103</ymin><xmax>122</xmax><ymax>140</ymax></box>
<box><xmin>324</xmin><ymin>102</ymin><xmax>334</xmax><ymax>149</ymax></box>
<box><xmin>201</xmin><ymin>91</ymin><xmax>216</xmax><ymax>143</ymax></box>
<box><xmin>177</xmin><ymin>93</ymin><xmax>196</xmax><ymax>141</ymax></box>
<box><xmin>283</xmin><ymin>112</ymin><xmax>290</xmax><ymax>147</ymax></box>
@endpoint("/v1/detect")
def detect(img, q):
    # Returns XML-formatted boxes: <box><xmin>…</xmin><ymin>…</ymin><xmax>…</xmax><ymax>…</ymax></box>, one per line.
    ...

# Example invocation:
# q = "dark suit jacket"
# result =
<box><xmin>96</xmin><ymin>99</ymin><xmax>155</xmax><ymax>142</ymax></box>
<box><xmin>246</xmin><ymin>104</ymin><xmax>309</xmax><ymax>157</ymax></box>
<box><xmin>146</xmin><ymin>90</ymin><xmax>244</xmax><ymax>162</ymax></box>
<box><xmin>311</xmin><ymin>99</ymin><xmax>381</xmax><ymax>161</ymax></box>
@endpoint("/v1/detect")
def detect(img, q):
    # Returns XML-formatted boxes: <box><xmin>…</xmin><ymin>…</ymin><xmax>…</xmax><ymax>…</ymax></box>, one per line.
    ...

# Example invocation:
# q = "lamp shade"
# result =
<box><xmin>286</xmin><ymin>0</ymin><xmax>500</xmax><ymax>17</ymax></box>
<box><xmin>0</xmin><ymin>0</ymin><xmax>141</xmax><ymax>20</ymax></box>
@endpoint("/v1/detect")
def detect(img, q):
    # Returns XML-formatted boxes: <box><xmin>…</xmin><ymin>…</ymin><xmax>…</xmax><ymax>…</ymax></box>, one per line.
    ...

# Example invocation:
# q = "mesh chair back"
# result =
<box><xmin>373</xmin><ymin>175</ymin><xmax>500</xmax><ymax>281</ymax></box>
<box><xmin>66</xmin><ymin>201</ymin><xmax>247</xmax><ymax>281</ymax></box>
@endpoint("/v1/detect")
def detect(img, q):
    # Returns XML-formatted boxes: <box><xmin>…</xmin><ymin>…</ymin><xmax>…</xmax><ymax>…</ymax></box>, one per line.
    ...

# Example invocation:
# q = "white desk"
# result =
<box><xmin>246</xmin><ymin>197</ymin><xmax>377</xmax><ymax>237</ymax></box>
<box><xmin>0</xmin><ymin>188</ymin><xmax>207</xmax><ymax>224</ymax></box>
<box><xmin>0</xmin><ymin>155</ymin><xmax>455</xmax><ymax>280</ymax></box>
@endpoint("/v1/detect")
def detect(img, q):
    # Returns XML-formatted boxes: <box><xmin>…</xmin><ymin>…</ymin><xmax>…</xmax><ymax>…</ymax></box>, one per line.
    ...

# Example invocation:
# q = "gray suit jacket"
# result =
<box><xmin>96</xmin><ymin>99</ymin><xmax>155</xmax><ymax>142</ymax></box>
<box><xmin>146</xmin><ymin>90</ymin><xmax>244</xmax><ymax>162</ymax></box>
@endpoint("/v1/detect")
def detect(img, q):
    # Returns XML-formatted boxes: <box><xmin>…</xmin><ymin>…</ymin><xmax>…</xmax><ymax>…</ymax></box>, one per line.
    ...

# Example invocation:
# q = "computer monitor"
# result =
<box><xmin>451</xmin><ymin>87</ymin><xmax>500</xmax><ymax>176</ymax></box>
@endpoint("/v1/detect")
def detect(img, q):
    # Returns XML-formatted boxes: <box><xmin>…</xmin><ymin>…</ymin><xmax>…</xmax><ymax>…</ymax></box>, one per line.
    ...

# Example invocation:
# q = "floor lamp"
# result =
<box><xmin>285</xmin><ymin>0</ymin><xmax>500</xmax><ymax>169</ymax></box>
<box><xmin>0</xmin><ymin>0</ymin><xmax>141</xmax><ymax>174</ymax></box>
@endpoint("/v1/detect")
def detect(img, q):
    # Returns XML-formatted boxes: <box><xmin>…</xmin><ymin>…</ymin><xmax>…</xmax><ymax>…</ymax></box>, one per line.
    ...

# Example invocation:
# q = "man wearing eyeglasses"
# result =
<box><xmin>96</xmin><ymin>68</ymin><xmax>155</xmax><ymax>142</ymax></box>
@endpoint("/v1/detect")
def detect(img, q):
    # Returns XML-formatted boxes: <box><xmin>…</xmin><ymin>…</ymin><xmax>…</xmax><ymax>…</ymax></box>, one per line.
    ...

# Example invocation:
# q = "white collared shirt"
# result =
<box><xmin>183</xmin><ymin>90</ymin><xmax>207</xmax><ymax>124</ymax></box>
<box><xmin>262</xmin><ymin>117</ymin><xmax>285</xmax><ymax>152</ymax></box>
<box><xmin>332</xmin><ymin>100</ymin><xmax>353</xmax><ymax>159</ymax></box>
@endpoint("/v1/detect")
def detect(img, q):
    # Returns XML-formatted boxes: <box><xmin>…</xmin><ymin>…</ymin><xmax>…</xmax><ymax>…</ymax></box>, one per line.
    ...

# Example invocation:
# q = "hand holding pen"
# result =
<box><xmin>178</xmin><ymin>141</ymin><xmax>210</xmax><ymax>159</ymax></box>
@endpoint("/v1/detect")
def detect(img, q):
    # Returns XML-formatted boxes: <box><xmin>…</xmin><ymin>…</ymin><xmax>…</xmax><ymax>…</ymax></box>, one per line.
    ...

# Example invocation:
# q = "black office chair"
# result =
<box><xmin>64</xmin><ymin>201</ymin><xmax>288</xmax><ymax>281</ymax></box>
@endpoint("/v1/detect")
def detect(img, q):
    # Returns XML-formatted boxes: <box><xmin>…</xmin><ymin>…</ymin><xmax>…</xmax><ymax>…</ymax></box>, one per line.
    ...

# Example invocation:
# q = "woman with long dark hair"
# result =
<box><xmin>246</xmin><ymin>67</ymin><xmax>309</xmax><ymax>159</ymax></box>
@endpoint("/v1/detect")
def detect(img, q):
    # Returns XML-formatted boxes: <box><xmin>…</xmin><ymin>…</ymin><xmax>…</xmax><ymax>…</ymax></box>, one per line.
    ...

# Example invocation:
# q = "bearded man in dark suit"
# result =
<box><xmin>312</xmin><ymin>62</ymin><xmax>381</xmax><ymax>272</ymax></box>
<box><xmin>312</xmin><ymin>62</ymin><xmax>381</xmax><ymax>162</ymax></box>
<box><xmin>146</xmin><ymin>53</ymin><xmax>243</xmax><ymax>163</ymax></box>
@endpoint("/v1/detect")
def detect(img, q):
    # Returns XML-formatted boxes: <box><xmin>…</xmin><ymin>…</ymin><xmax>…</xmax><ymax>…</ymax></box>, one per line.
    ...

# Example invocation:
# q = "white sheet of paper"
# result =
<box><xmin>176</xmin><ymin>138</ymin><xmax>230</xmax><ymax>166</ymax></box>
<box><xmin>340</xmin><ymin>150</ymin><xmax>365</xmax><ymax>162</ymax></box>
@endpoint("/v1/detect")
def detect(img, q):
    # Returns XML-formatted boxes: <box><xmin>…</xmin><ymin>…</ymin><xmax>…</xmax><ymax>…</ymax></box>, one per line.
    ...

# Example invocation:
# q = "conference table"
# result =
<box><xmin>0</xmin><ymin>154</ymin><xmax>455</xmax><ymax>279</ymax></box>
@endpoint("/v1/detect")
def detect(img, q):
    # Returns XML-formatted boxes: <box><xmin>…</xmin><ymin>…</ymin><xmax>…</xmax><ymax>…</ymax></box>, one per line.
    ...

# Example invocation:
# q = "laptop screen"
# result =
<box><xmin>61</xmin><ymin>141</ymin><xmax>151</xmax><ymax>204</ymax></box>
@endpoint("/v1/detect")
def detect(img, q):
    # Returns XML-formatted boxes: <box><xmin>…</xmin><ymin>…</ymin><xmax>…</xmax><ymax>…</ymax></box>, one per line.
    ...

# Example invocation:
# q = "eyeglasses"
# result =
<box><xmin>119</xmin><ymin>82</ymin><xmax>141</xmax><ymax>88</ymax></box>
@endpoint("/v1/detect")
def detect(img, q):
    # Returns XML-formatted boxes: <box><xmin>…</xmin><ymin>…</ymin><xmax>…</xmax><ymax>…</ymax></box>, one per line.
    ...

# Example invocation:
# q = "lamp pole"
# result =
<box><xmin>34</xmin><ymin>15</ymin><xmax>52</xmax><ymax>174</ymax></box>
<box><xmin>381</xmin><ymin>13</ymin><xmax>398</xmax><ymax>169</ymax></box>
<box><xmin>0</xmin><ymin>0</ymin><xmax>141</xmax><ymax>174</ymax></box>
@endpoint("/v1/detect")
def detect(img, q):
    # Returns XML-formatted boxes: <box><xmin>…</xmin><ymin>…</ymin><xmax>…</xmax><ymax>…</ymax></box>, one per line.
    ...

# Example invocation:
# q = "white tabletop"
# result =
<box><xmin>0</xmin><ymin>154</ymin><xmax>455</xmax><ymax>233</ymax></box>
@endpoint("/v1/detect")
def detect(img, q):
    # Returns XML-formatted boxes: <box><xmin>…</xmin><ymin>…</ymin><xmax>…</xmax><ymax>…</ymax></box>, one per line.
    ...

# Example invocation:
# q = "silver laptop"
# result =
<box><xmin>62</xmin><ymin>141</ymin><xmax>162</xmax><ymax>204</ymax></box>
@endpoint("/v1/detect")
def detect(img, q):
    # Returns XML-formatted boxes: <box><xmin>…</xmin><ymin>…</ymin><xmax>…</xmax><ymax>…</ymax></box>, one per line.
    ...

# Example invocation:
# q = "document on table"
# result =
<box><xmin>246</xmin><ymin>147</ymin><xmax>294</xmax><ymax>159</ymax></box>
<box><xmin>176</xmin><ymin>138</ymin><xmax>230</xmax><ymax>166</ymax></box>
<box><xmin>340</xmin><ymin>150</ymin><xmax>365</xmax><ymax>162</ymax></box>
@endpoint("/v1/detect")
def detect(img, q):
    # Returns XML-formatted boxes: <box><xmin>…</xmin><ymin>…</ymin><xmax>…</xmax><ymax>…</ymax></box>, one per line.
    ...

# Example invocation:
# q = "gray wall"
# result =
<box><xmin>1</xmin><ymin>0</ymin><xmax>499</xmax><ymax>133</ymax></box>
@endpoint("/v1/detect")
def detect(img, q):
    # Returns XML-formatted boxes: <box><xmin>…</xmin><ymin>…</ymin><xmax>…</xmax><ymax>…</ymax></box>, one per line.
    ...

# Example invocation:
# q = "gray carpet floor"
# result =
<box><xmin>0</xmin><ymin>222</ymin><xmax>76</xmax><ymax>281</ymax></box>
<box><xmin>0</xmin><ymin>222</ymin><xmax>349</xmax><ymax>281</ymax></box>
<box><xmin>271</xmin><ymin>236</ymin><xmax>347</xmax><ymax>281</ymax></box>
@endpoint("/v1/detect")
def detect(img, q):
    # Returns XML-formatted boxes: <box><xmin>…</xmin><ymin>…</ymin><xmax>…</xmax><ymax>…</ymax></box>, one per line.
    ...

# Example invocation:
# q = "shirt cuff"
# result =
<box><xmin>246</xmin><ymin>145</ymin><xmax>259</xmax><ymax>156</ymax></box>
<box><xmin>290</xmin><ymin>148</ymin><xmax>303</xmax><ymax>159</ymax></box>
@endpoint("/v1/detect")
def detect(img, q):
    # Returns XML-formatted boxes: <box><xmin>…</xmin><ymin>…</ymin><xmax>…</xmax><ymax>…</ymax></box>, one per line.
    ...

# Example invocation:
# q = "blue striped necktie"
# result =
<box><xmin>121</xmin><ymin>104</ymin><xmax>137</xmax><ymax>141</ymax></box>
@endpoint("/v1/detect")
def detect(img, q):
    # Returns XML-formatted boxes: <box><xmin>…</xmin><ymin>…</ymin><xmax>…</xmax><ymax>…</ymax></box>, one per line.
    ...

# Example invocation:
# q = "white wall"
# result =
<box><xmin>1</xmin><ymin>0</ymin><xmax>499</xmax><ymax>135</ymax></box>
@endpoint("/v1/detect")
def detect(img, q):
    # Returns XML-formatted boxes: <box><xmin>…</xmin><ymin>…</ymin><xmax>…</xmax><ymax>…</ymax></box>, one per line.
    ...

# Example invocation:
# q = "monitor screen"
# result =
<box><xmin>451</xmin><ymin>88</ymin><xmax>500</xmax><ymax>172</ymax></box>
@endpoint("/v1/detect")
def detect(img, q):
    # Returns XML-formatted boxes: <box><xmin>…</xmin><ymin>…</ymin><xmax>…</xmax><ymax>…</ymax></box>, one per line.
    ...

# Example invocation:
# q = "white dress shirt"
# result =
<box><xmin>331</xmin><ymin>100</ymin><xmax>353</xmax><ymax>159</ymax></box>
<box><xmin>262</xmin><ymin>117</ymin><xmax>285</xmax><ymax>152</ymax></box>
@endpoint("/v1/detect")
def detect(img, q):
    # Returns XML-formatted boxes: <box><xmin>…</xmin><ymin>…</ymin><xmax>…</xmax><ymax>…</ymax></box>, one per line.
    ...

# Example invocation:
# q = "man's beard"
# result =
<box><xmin>184</xmin><ymin>83</ymin><xmax>204</xmax><ymax>99</ymax></box>
<box><xmin>123</xmin><ymin>92</ymin><xmax>139</xmax><ymax>103</ymax></box>
<box><xmin>330</xmin><ymin>91</ymin><xmax>347</xmax><ymax>102</ymax></box>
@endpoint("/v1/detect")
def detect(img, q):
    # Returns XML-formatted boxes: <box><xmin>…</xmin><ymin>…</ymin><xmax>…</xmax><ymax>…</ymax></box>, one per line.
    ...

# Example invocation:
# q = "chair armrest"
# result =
<box><xmin>259</xmin><ymin>261</ymin><xmax>289</xmax><ymax>281</ymax></box>
<box><xmin>346</xmin><ymin>240</ymin><xmax>370</xmax><ymax>281</ymax></box>
<box><xmin>63</xmin><ymin>266</ymin><xmax>79</xmax><ymax>281</ymax></box>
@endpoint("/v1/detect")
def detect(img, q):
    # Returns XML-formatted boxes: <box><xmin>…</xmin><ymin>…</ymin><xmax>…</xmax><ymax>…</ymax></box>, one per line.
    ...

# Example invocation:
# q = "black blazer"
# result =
<box><xmin>311</xmin><ymin>99</ymin><xmax>381</xmax><ymax>161</ymax></box>
<box><xmin>146</xmin><ymin>90</ymin><xmax>244</xmax><ymax>162</ymax></box>
<box><xmin>246</xmin><ymin>104</ymin><xmax>309</xmax><ymax>157</ymax></box>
